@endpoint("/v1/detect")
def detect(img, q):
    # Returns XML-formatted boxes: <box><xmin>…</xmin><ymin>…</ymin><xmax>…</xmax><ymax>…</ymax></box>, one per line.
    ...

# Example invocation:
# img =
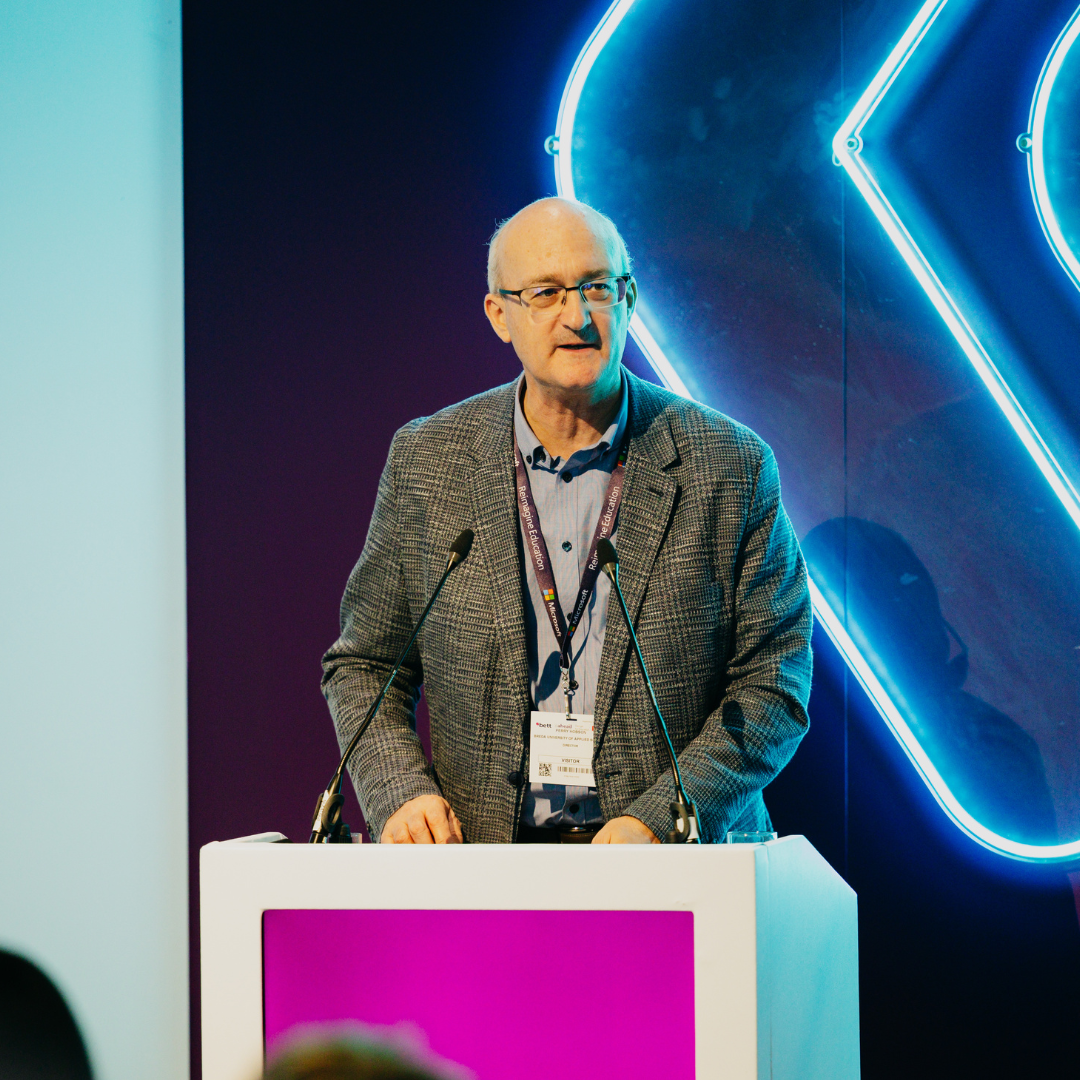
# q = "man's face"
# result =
<box><xmin>484</xmin><ymin>206</ymin><xmax>637</xmax><ymax>398</ymax></box>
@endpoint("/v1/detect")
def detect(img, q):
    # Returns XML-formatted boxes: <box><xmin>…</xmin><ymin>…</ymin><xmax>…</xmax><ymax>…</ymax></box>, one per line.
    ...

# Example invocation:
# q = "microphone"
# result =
<box><xmin>596</xmin><ymin>538</ymin><xmax>701</xmax><ymax>843</ymax></box>
<box><xmin>309</xmin><ymin>529</ymin><xmax>475</xmax><ymax>843</ymax></box>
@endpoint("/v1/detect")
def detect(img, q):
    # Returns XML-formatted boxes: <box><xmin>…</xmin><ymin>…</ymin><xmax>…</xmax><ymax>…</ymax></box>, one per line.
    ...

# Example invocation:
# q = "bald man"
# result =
<box><xmin>322</xmin><ymin>198</ymin><xmax>812</xmax><ymax>844</ymax></box>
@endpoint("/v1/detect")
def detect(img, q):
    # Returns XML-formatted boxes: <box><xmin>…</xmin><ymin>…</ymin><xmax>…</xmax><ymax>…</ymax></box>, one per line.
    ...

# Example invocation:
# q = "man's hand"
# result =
<box><xmin>380</xmin><ymin>794</ymin><xmax>463</xmax><ymax>844</ymax></box>
<box><xmin>591</xmin><ymin>816</ymin><xmax>660</xmax><ymax>844</ymax></box>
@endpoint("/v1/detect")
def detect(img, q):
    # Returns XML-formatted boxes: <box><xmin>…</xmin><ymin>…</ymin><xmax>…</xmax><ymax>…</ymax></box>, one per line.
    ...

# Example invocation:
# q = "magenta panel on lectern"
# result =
<box><xmin>263</xmin><ymin>908</ymin><xmax>695</xmax><ymax>1079</ymax></box>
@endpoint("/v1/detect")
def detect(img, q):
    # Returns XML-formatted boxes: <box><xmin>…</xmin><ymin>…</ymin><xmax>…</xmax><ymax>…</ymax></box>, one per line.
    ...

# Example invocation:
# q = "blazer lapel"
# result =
<box><xmin>466</xmin><ymin>385</ymin><xmax>532</xmax><ymax>724</ymax></box>
<box><xmin>594</xmin><ymin>376</ymin><xmax>679</xmax><ymax>745</ymax></box>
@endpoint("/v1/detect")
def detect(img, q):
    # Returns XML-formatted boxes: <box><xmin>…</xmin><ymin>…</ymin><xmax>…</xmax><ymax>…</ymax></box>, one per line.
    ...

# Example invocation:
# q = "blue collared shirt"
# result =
<box><xmin>514</xmin><ymin>372</ymin><xmax>629</xmax><ymax>828</ymax></box>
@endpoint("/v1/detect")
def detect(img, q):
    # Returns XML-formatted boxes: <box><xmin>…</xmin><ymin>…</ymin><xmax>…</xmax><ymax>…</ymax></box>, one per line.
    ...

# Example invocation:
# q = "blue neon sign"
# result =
<box><xmin>550</xmin><ymin>0</ymin><xmax>1080</xmax><ymax>863</ymax></box>
<box><xmin>1022</xmin><ymin>4</ymin><xmax>1080</xmax><ymax>295</ymax></box>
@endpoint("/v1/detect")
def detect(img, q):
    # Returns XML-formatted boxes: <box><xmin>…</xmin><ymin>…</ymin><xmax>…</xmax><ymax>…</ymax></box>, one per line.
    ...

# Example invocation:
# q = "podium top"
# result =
<box><xmin>200</xmin><ymin>834</ymin><xmax>850</xmax><ymax>914</ymax></box>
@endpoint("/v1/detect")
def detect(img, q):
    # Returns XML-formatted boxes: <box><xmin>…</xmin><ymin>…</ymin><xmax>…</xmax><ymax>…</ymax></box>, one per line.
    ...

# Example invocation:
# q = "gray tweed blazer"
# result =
<box><xmin>322</xmin><ymin>370</ymin><xmax>812</xmax><ymax>843</ymax></box>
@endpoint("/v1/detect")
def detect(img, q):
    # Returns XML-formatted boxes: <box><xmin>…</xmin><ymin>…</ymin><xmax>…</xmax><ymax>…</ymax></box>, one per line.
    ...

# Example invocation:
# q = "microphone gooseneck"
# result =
<box><xmin>596</xmin><ymin>538</ymin><xmax>702</xmax><ymax>843</ymax></box>
<box><xmin>309</xmin><ymin>529</ymin><xmax>475</xmax><ymax>843</ymax></box>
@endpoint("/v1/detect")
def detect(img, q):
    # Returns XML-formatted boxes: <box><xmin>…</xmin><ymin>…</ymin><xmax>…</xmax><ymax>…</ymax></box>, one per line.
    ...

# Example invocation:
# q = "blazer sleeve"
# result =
<box><xmin>623</xmin><ymin>442</ymin><xmax>813</xmax><ymax>842</ymax></box>
<box><xmin>321</xmin><ymin>423</ymin><xmax>443</xmax><ymax>840</ymax></box>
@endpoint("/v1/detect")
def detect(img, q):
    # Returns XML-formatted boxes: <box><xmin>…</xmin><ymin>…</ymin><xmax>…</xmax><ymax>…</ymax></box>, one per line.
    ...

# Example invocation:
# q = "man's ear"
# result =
<box><xmin>625</xmin><ymin>278</ymin><xmax>639</xmax><ymax>319</ymax></box>
<box><xmin>484</xmin><ymin>293</ymin><xmax>513</xmax><ymax>343</ymax></box>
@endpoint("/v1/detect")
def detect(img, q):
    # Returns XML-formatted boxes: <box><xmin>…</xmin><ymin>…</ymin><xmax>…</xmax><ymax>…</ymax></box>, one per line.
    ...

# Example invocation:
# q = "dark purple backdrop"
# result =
<box><xmin>183</xmin><ymin>4</ymin><xmax>1080</xmax><ymax>1078</ymax></box>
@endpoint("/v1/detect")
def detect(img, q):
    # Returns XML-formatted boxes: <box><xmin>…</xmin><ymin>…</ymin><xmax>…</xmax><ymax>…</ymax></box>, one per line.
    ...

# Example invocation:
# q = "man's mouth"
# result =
<box><xmin>556</xmin><ymin>342</ymin><xmax>599</xmax><ymax>350</ymax></box>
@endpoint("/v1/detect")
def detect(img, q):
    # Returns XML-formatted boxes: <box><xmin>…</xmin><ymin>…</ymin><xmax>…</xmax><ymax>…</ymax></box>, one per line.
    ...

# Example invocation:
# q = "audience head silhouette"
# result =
<box><xmin>0</xmin><ymin>949</ymin><xmax>93</xmax><ymax>1080</ymax></box>
<box><xmin>263</xmin><ymin>1026</ymin><xmax>470</xmax><ymax>1080</ymax></box>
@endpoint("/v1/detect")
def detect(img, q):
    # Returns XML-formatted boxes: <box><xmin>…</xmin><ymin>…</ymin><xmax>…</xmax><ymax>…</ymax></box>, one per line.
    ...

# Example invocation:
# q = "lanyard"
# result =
<box><xmin>513</xmin><ymin>429</ymin><xmax>628</xmax><ymax>714</ymax></box>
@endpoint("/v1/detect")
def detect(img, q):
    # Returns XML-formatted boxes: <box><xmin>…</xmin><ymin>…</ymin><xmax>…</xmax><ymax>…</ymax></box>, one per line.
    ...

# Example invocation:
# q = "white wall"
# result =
<box><xmin>0</xmin><ymin>3</ymin><xmax>187</xmax><ymax>1079</ymax></box>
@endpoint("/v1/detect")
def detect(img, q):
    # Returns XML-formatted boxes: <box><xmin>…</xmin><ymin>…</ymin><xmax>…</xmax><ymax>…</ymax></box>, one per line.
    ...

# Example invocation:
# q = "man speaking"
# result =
<box><xmin>322</xmin><ymin>197</ymin><xmax>812</xmax><ymax>844</ymax></box>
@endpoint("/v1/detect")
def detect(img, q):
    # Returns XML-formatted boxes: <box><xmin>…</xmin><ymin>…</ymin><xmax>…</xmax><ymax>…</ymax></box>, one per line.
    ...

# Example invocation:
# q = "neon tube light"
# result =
<box><xmin>551</xmin><ymin>0</ymin><xmax>1080</xmax><ymax>862</ymax></box>
<box><xmin>832</xmin><ymin>0</ymin><xmax>1080</xmax><ymax>538</ymax></box>
<box><xmin>1024</xmin><ymin>4</ymin><xmax>1080</xmax><ymax>294</ymax></box>
<box><xmin>551</xmin><ymin>0</ymin><xmax>691</xmax><ymax>399</ymax></box>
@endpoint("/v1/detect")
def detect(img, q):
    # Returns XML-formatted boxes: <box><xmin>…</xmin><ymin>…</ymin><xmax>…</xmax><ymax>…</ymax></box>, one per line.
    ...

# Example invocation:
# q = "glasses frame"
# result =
<box><xmin>497</xmin><ymin>274</ymin><xmax>633</xmax><ymax>319</ymax></box>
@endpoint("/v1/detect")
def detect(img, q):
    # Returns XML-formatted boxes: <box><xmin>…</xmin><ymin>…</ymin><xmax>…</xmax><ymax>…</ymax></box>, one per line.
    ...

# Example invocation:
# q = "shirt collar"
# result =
<box><xmin>513</xmin><ymin>370</ymin><xmax>628</xmax><ymax>469</ymax></box>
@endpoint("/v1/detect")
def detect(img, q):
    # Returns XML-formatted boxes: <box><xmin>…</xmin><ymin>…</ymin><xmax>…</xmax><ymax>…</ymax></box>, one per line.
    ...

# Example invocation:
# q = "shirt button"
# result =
<box><xmin>562</xmin><ymin>472</ymin><xmax>573</xmax><ymax>483</ymax></box>
<box><xmin>562</xmin><ymin>541</ymin><xmax>572</xmax><ymax>552</ymax></box>
<box><xmin>568</xmin><ymin>803</ymin><xmax>580</xmax><ymax>813</ymax></box>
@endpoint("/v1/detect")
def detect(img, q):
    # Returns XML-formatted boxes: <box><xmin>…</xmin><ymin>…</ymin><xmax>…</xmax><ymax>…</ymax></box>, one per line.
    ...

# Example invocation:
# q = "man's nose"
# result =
<box><xmin>560</xmin><ymin>288</ymin><xmax>593</xmax><ymax>332</ymax></box>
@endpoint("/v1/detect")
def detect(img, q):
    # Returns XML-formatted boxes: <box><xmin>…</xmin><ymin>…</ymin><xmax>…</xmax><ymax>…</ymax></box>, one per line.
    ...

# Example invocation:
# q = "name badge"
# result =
<box><xmin>528</xmin><ymin>711</ymin><xmax>596</xmax><ymax>787</ymax></box>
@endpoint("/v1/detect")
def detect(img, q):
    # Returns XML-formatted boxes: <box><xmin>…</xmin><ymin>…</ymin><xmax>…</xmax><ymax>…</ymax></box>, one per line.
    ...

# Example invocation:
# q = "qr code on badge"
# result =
<box><xmin>538</xmin><ymin>762</ymin><xmax>552</xmax><ymax>778</ymax></box>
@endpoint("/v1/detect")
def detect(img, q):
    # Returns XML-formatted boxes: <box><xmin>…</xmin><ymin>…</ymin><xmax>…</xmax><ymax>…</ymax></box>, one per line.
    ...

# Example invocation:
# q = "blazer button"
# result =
<box><xmin>507</xmin><ymin>770</ymin><xmax>523</xmax><ymax>786</ymax></box>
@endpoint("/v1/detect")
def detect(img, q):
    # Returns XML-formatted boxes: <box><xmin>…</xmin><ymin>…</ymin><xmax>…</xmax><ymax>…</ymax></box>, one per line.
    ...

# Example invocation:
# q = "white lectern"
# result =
<box><xmin>201</xmin><ymin>835</ymin><xmax>858</xmax><ymax>1080</ymax></box>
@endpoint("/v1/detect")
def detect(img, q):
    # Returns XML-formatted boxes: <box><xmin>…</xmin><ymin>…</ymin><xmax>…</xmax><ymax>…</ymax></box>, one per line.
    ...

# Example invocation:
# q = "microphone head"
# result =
<box><xmin>448</xmin><ymin>529</ymin><xmax>474</xmax><ymax>567</ymax></box>
<box><xmin>596</xmin><ymin>538</ymin><xmax>618</xmax><ymax>581</ymax></box>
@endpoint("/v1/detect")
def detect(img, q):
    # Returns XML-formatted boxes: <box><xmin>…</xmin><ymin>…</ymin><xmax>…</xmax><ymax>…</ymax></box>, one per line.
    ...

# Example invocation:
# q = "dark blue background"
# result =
<box><xmin>183</xmin><ymin>2</ymin><xmax>1080</xmax><ymax>1076</ymax></box>
<box><xmin>880</xmin><ymin>0</ymin><xmax>1080</xmax><ymax>462</ymax></box>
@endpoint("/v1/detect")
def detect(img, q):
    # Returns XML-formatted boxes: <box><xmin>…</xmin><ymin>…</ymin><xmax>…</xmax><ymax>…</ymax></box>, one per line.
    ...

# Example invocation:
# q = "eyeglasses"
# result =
<box><xmin>498</xmin><ymin>275</ymin><xmax>632</xmax><ymax>322</ymax></box>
